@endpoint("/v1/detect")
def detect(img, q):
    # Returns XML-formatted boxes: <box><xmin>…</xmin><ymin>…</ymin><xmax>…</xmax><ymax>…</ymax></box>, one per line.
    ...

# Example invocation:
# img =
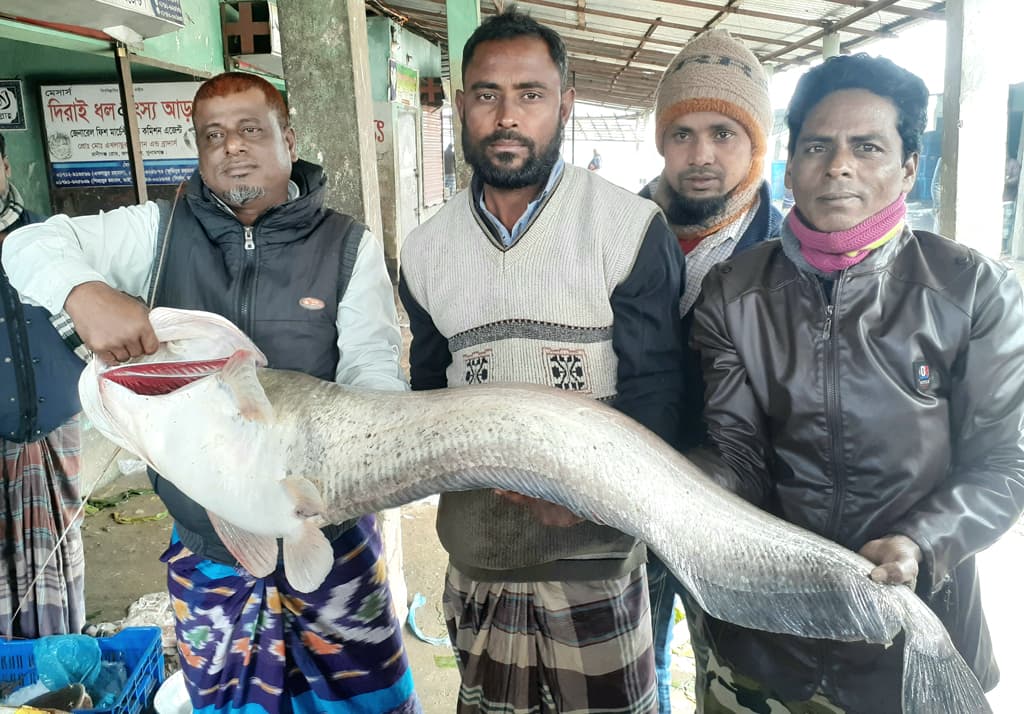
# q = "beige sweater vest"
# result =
<box><xmin>402</xmin><ymin>165</ymin><xmax>661</xmax><ymax>581</ymax></box>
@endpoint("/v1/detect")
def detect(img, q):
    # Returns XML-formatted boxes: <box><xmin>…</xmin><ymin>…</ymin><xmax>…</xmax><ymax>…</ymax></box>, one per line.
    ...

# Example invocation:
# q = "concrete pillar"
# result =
<box><xmin>278</xmin><ymin>2</ymin><xmax>402</xmax><ymax>611</ymax></box>
<box><xmin>278</xmin><ymin>0</ymin><xmax>383</xmax><ymax>240</ymax></box>
<box><xmin>446</xmin><ymin>0</ymin><xmax>481</xmax><ymax>190</ymax></box>
<box><xmin>1012</xmin><ymin>112</ymin><xmax>1024</xmax><ymax>259</ymax></box>
<box><xmin>938</xmin><ymin>0</ymin><xmax>1008</xmax><ymax>256</ymax></box>
<box><xmin>822</xmin><ymin>32</ymin><xmax>840</xmax><ymax>59</ymax></box>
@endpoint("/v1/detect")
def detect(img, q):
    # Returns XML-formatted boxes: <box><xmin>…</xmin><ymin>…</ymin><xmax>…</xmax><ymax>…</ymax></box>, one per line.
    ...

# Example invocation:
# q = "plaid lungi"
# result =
<box><xmin>0</xmin><ymin>416</ymin><xmax>86</xmax><ymax>638</ymax></box>
<box><xmin>444</xmin><ymin>563</ymin><xmax>657</xmax><ymax>714</ymax></box>
<box><xmin>163</xmin><ymin>515</ymin><xmax>420</xmax><ymax>713</ymax></box>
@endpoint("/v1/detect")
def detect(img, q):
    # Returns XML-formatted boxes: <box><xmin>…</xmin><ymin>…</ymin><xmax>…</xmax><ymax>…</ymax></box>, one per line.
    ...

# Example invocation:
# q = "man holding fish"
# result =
<box><xmin>3</xmin><ymin>73</ymin><xmax>420</xmax><ymax>713</ymax></box>
<box><xmin>399</xmin><ymin>9</ymin><xmax>685</xmax><ymax>714</ymax></box>
<box><xmin>691</xmin><ymin>54</ymin><xmax>1024</xmax><ymax>712</ymax></box>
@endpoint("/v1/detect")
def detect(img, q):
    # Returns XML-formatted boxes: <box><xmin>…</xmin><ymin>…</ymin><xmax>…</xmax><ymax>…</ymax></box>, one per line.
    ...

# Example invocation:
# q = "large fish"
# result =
<box><xmin>80</xmin><ymin>307</ymin><xmax>990</xmax><ymax>713</ymax></box>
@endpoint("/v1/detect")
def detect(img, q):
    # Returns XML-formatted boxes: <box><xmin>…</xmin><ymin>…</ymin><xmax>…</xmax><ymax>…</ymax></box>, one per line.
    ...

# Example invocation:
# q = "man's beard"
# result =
<box><xmin>663</xmin><ymin>189</ymin><xmax>729</xmax><ymax>226</ymax></box>
<box><xmin>462</xmin><ymin>120</ymin><xmax>564</xmax><ymax>190</ymax></box>
<box><xmin>220</xmin><ymin>185</ymin><xmax>266</xmax><ymax>207</ymax></box>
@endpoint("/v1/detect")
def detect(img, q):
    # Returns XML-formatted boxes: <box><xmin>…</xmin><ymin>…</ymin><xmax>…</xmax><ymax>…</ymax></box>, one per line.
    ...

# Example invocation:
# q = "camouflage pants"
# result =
<box><xmin>699</xmin><ymin>649</ymin><xmax>846</xmax><ymax>714</ymax></box>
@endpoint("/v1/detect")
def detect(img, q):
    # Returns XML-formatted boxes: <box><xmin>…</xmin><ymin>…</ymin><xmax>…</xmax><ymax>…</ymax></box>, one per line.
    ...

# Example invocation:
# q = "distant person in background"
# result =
<box><xmin>0</xmin><ymin>133</ymin><xmax>87</xmax><ymax>639</ymax></box>
<box><xmin>587</xmin><ymin>147</ymin><xmax>602</xmax><ymax>171</ymax></box>
<box><xmin>443</xmin><ymin>142</ymin><xmax>456</xmax><ymax>198</ymax></box>
<box><xmin>1004</xmin><ymin>154</ymin><xmax>1020</xmax><ymax>202</ymax></box>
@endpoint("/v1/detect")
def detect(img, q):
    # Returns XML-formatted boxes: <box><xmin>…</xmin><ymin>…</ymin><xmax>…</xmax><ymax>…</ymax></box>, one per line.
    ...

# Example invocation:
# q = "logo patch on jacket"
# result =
<box><xmin>914</xmin><ymin>361</ymin><xmax>932</xmax><ymax>390</ymax></box>
<box><xmin>298</xmin><ymin>297</ymin><xmax>326</xmax><ymax>311</ymax></box>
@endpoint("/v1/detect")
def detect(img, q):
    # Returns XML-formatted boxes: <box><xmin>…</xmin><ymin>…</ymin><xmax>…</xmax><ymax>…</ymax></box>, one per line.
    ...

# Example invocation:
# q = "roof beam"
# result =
<box><xmin>611</xmin><ymin>18</ymin><xmax>662</xmax><ymax>92</ymax></box>
<box><xmin>822</xmin><ymin>0</ymin><xmax>944</xmax><ymax>21</ymax></box>
<box><xmin>703</xmin><ymin>0</ymin><xmax>743</xmax><ymax>31</ymax></box>
<box><xmin>398</xmin><ymin>0</ymin><xmax>826</xmax><ymax>53</ymax></box>
<box><xmin>762</xmin><ymin>0</ymin><xmax>903</xmax><ymax>61</ymax></box>
<box><xmin>644</xmin><ymin>0</ymin><xmax>893</xmax><ymax>36</ymax></box>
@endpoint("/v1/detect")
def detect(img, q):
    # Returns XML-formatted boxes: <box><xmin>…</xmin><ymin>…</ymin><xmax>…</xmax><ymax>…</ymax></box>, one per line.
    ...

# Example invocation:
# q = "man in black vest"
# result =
<box><xmin>3</xmin><ymin>73</ymin><xmax>420</xmax><ymax>714</ymax></box>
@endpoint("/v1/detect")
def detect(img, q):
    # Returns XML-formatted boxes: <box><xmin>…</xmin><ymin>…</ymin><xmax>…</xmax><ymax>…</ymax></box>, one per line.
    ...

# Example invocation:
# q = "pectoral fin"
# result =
<box><xmin>208</xmin><ymin>511</ymin><xmax>278</xmax><ymax>578</ymax></box>
<box><xmin>283</xmin><ymin>523</ymin><xmax>334</xmax><ymax>593</ymax></box>
<box><xmin>282</xmin><ymin>477</ymin><xmax>325</xmax><ymax>518</ymax></box>
<box><xmin>219</xmin><ymin>350</ymin><xmax>274</xmax><ymax>422</ymax></box>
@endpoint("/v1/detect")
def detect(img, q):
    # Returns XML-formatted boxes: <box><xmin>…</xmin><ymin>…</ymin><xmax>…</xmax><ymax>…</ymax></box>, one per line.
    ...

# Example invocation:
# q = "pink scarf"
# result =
<box><xmin>788</xmin><ymin>195</ymin><xmax>907</xmax><ymax>273</ymax></box>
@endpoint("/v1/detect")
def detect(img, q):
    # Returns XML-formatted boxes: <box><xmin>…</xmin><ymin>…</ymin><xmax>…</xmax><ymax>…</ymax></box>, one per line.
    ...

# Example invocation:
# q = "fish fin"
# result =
<box><xmin>282</xmin><ymin>523</ymin><xmax>334</xmax><ymax>593</ymax></box>
<box><xmin>282</xmin><ymin>477</ymin><xmax>325</xmax><ymax>518</ymax></box>
<box><xmin>207</xmin><ymin>511</ymin><xmax>278</xmax><ymax>578</ymax></box>
<box><xmin>219</xmin><ymin>349</ymin><xmax>274</xmax><ymax>422</ymax></box>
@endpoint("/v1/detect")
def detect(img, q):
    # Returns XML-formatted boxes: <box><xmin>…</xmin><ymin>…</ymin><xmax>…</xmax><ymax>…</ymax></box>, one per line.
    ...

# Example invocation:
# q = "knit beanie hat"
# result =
<box><xmin>652</xmin><ymin>30</ymin><xmax>772</xmax><ymax>240</ymax></box>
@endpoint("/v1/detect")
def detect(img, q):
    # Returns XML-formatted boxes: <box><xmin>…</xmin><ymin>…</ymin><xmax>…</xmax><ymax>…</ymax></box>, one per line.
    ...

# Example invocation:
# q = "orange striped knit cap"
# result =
<box><xmin>655</xmin><ymin>30</ymin><xmax>771</xmax><ymax>170</ymax></box>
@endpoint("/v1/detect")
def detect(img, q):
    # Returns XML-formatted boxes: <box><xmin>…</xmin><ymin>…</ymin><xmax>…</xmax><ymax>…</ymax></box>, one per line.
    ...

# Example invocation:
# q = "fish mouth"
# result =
<box><xmin>102</xmin><ymin>357</ymin><xmax>232</xmax><ymax>395</ymax></box>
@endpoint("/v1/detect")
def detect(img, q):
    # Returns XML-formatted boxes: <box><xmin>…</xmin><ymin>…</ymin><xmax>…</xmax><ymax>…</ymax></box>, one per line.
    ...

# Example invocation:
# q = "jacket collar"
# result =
<box><xmin>184</xmin><ymin>159</ymin><xmax>328</xmax><ymax>245</ymax></box>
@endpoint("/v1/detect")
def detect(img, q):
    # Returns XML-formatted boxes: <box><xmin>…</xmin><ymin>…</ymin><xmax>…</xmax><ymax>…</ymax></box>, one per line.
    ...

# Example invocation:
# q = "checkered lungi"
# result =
<box><xmin>444</xmin><ymin>563</ymin><xmax>657</xmax><ymax>714</ymax></box>
<box><xmin>0</xmin><ymin>416</ymin><xmax>86</xmax><ymax>638</ymax></box>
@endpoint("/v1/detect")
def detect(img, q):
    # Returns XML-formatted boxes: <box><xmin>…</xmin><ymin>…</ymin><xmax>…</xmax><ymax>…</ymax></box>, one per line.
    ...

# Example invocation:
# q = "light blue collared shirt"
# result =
<box><xmin>475</xmin><ymin>158</ymin><xmax>565</xmax><ymax>247</ymax></box>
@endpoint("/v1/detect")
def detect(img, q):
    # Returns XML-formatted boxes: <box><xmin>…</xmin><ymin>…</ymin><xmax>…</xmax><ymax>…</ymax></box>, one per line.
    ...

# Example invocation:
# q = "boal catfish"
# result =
<box><xmin>79</xmin><ymin>307</ymin><xmax>991</xmax><ymax>714</ymax></box>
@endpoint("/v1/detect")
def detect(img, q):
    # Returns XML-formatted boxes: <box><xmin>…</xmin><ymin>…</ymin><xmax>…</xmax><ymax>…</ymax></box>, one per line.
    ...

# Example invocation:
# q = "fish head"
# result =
<box><xmin>79</xmin><ymin>307</ymin><xmax>270</xmax><ymax>465</ymax></box>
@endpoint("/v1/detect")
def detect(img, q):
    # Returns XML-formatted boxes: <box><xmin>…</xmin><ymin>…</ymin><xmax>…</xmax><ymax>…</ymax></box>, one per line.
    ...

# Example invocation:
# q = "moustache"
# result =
<box><xmin>483</xmin><ymin>130</ymin><xmax>535</xmax><ymax>150</ymax></box>
<box><xmin>678</xmin><ymin>169</ymin><xmax>723</xmax><ymax>181</ymax></box>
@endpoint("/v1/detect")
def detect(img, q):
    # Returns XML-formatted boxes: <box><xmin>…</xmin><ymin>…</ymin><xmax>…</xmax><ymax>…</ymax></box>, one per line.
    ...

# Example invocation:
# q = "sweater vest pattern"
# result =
<box><xmin>402</xmin><ymin>165</ymin><xmax>660</xmax><ymax>578</ymax></box>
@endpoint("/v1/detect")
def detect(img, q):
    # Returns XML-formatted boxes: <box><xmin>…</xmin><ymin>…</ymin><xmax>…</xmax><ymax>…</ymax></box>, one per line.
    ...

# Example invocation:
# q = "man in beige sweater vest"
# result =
<box><xmin>400</xmin><ymin>9</ymin><xmax>686</xmax><ymax>714</ymax></box>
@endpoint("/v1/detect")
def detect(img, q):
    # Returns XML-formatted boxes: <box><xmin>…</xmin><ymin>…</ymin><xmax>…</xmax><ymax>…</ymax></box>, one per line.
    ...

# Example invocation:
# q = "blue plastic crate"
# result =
<box><xmin>0</xmin><ymin>627</ymin><xmax>165</xmax><ymax>714</ymax></box>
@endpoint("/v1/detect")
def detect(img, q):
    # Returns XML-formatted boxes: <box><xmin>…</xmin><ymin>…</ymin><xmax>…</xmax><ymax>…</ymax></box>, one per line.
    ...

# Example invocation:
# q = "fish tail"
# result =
<box><xmin>897</xmin><ymin>588</ymin><xmax>991</xmax><ymax>714</ymax></box>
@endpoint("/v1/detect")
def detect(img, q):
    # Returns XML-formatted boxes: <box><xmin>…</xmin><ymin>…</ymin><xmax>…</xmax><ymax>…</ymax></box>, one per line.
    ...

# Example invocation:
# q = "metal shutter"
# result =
<box><xmin>421</xmin><ymin>107</ymin><xmax>443</xmax><ymax>207</ymax></box>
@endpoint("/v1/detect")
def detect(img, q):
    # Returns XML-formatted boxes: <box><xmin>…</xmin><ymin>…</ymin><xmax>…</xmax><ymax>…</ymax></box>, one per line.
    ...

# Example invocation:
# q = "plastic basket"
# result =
<box><xmin>0</xmin><ymin>627</ymin><xmax>165</xmax><ymax>714</ymax></box>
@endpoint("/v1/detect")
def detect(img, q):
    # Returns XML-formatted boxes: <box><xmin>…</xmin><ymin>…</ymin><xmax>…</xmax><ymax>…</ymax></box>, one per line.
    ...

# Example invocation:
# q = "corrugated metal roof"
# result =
<box><xmin>366</xmin><ymin>0</ymin><xmax>945</xmax><ymax>110</ymax></box>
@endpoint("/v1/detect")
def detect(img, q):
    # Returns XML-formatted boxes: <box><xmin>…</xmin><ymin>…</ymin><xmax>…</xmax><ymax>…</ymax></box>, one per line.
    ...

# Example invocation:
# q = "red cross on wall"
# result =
<box><xmin>222</xmin><ymin>2</ymin><xmax>271</xmax><ymax>55</ymax></box>
<box><xmin>420</xmin><ymin>77</ymin><xmax>445</xmax><ymax>107</ymax></box>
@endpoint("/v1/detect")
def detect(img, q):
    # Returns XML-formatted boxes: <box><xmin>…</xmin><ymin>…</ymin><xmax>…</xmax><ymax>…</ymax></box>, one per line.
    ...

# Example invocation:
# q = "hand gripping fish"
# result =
<box><xmin>79</xmin><ymin>308</ymin><xmax>990</xmax><ymax>714</ymax></box>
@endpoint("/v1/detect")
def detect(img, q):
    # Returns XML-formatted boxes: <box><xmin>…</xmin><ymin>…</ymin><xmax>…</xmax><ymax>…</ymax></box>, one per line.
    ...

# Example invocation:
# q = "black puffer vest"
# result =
<box><xmin>148</xmin><ymin>160</ymin><xmax>364</xmax><ymax>564</ymax></box>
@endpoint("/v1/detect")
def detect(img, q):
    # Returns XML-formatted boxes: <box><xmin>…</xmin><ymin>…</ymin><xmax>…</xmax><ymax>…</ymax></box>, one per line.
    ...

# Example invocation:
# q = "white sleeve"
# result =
<box><xmin>1</xmin><ymin>203</ymin><xmax>160</xmax><ymax>314</ymax></box>
<box><xmin>335</xmin><ymin>228</ymin><xmax>408</xmax><ymax>391</ymax></box>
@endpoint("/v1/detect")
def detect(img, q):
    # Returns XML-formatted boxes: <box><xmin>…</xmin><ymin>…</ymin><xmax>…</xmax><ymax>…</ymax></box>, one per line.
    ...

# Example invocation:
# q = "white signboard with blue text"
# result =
<box><xmin>41</xmin><ymin>82</ymin><xmax>200</xmax><ymax>187</ymax></box>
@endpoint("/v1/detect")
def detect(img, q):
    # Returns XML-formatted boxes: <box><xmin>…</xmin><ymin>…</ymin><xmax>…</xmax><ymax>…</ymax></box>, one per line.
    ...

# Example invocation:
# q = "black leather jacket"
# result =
<box><xmin>691</xmin><ymin>228</ymin><xmax>1024</xmax><ymax>709</ymax></box>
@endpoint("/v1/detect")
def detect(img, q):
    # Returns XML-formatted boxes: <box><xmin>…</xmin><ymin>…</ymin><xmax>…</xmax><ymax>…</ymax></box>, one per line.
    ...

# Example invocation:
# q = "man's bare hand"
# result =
<box><xmin>64</xmin><ymin>281</ymin><xmax>158</xmax><ymax>364</ymax></box>
<box><xmin>859</xmin><ymin>534</ymin><xmax>922</xmax><ymax>588</ymax></box>
<box><xmin>494</xmin><ymin>489</ymin><xmax>584</xmax><ymax>527</ymax></box>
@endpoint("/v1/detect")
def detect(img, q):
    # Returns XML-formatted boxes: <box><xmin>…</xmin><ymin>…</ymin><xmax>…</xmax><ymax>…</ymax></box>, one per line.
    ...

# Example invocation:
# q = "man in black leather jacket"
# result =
<box><xmin>691</xmin><ymin>54</ymin><xmax>1024</xmax><ymax>712</ymax></box>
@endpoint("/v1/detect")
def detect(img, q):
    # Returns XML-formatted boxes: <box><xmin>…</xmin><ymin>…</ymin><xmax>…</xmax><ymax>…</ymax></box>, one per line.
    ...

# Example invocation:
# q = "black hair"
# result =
<box><xmin>462</xmin><ymin>6</ymin><xmax>569</xmax><ymax>88</ymax></box>
<box><xmin>786</xmin><ymin>53</ymin><xmax>928</xmax><ymax>161</ymax></box>
<box><xmin>0</xmin><ymin>133</ymin><xmax>5</xmax><ymax>158</ymax></box>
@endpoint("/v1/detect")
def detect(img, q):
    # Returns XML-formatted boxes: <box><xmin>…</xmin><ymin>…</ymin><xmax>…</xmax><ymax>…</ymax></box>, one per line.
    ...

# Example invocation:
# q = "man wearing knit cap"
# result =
<box><xmin>690</xmin><ymin>54</ymin><xmax>1023</xmax><ymax>712</ymax></box>
<box><xmin>640</xmin><ymin>29</ymin><xmax>781</xmax><ymax>714</ymax></box>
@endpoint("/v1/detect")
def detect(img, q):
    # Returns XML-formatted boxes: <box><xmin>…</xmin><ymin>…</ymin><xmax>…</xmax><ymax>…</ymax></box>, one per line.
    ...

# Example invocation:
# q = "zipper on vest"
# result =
<box><xmin>238</xmin><ymin>226</ymin><xmax>257</xmax><ymax>334</ymax></box>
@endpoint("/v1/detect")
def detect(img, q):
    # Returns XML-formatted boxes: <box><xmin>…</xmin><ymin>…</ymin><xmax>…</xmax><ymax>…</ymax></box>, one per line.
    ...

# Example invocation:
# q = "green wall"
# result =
<box><xmin>0</xmin><ymin>0</ymin><xmax>227</xmax><ymax>213</ymax></box>
<box><xmin>366</xmin><ymin>17</ymin><xmax>442</xmax><ymax>103</ymax></box>
<box><xmin>138</xmin><ymin>0</ymin><xmax>225</xmax><ymax>77</ymax></box>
